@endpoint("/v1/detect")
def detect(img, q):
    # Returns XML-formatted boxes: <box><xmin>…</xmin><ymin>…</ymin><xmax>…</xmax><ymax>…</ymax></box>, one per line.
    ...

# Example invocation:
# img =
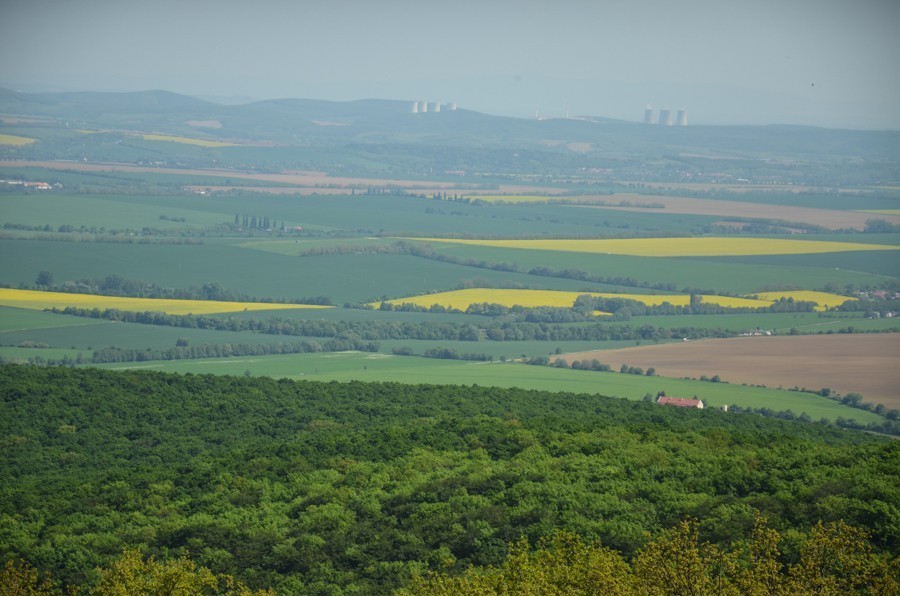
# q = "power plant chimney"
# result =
<box><xmin>659</xmin><ymin>108</ymin><xmax>673</xmax><ymax>126</ymax></box>
<box><xmin>676</xmin><ymin>109</ymin><xmax>688</xmax><ymax>126</ymax></box>
<box><xmin>643</xmin><ymin>105</ymin><xmax>655</xmax><ymax>124</ymax></box>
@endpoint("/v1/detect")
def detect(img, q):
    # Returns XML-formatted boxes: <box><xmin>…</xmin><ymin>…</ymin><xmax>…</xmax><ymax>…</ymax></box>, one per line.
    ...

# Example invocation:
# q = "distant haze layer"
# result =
<box><xmin>1</xmin><ymin>0</ymin><xmax>899</xmax><ymax>130</ymax></box>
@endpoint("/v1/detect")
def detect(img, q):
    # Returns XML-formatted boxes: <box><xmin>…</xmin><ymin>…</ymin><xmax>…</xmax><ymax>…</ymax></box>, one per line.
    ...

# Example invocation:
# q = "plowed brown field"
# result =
<box><xmin>561</xmin><ymin>334</ymin><xmax>900</xmax><ymax>408</ymax></box>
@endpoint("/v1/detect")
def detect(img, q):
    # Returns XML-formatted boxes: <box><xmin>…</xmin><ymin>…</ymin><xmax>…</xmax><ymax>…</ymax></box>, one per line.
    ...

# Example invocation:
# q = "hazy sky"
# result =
<box><xmin>2</xmin><ymin>0</ymin><xmax>899</xmax><ymax>129</ymax></box>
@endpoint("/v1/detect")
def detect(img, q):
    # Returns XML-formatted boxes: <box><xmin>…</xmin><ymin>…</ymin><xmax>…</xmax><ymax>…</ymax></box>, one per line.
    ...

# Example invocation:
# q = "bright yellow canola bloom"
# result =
<box><xmin>747</xmin><ymin>290</ymin><xmax>856</xmax><ymax>310</ymax></box>
<box><xmin>0</xmin><ymin>133</ymin><xmax>36</xmax><ymax>146</ymax></box>
<box><xmin>378</xmin><ymin>289</ymin><xmax>770</xmax><ymax>311</ymax></box>
<box><xmin>139</xmin><ymin>134</ymin><xmax>235</xmax><ymax>147</ymax></box>
<box><xmin>410</xmin><ymin>237</ymin><xmax>899</xmax><ymax>257</ymax></box>
<box><xmin>0</xmin><ymin>289</ymin><xmax>331</xmax><ymax>315</ymax></box>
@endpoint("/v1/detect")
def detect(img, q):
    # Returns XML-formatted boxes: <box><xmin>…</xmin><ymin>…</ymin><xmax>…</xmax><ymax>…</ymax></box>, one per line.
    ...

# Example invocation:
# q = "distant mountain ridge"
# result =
<box><xmin>1</xmin><ymin>87</ymin><xmax>899</xmax><ymax>179</ymax></box>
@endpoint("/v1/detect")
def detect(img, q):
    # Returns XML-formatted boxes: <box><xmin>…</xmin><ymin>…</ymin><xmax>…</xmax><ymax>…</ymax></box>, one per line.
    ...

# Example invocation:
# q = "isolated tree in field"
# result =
<box><xmin>35</xmin><ymin>270</ymin><xmax>53</xmax><ymax>286</ymax></box>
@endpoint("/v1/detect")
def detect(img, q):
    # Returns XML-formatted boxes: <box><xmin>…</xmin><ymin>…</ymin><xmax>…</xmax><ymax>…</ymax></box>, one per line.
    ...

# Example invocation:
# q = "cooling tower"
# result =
<box><xmin>676</xmin><ymin>109</ymin><xmax>688</xmax><ymax>126</ymax></box>
<box><xmin>659</xmin><ymin>109</ymin><xmax>673</xmax><ymax>126</ymax></box>
<box><xmin>643</xmin><ymin>106</ymin><xmax>655</xmax><ymax>124</ymax></box>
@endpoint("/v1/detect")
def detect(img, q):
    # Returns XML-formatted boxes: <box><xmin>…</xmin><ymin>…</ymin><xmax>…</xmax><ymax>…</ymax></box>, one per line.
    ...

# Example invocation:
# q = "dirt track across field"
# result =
<box><xmin>574</xmin><ymin>194</ymin><xmax>900</xmax><ymax>230</ymax></box>
<box><xmin>561</xmin><ymin>334</ymin><xmax>900</xmax><ymax>408</ymax></box>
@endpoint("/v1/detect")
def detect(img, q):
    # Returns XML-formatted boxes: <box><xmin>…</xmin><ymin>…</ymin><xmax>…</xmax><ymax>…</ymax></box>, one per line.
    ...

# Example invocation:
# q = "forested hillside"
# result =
<box><xmin>1</xmin><ymin>365</ymin><xmax>896</xmax><ymax>593</ymax></box>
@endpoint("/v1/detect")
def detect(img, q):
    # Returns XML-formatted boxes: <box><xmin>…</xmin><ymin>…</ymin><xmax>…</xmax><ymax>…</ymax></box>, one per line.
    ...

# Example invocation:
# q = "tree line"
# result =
<box><xmin>28</xmin><ymin>272</ymin><xmax>332</xmax><ymax>305</ymax></box>
<box><xmin>47</xmin><ymin>306</ymin><xmax>735</xmax><ymax>342</ymax></box>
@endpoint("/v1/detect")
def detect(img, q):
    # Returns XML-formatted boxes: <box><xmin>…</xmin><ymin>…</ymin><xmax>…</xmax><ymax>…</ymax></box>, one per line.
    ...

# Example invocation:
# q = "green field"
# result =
<box><xmin>94</xmin><ymin>351</ymin><xmax>881</xmax><ymax>424</ymax></box>
<box><xmin>694</xmin><ymin>250</ymin><xmax>900</xmax><ymax>278</ymax></box>
<box><xmin>406</xmin><ymin>240</ymin><xmax>890</xmax><ymax>293</ymax></box>
<box><xmin>0</xmin><ymin>346</ymin><xmax>88</xmax><ymax>361</ymax></box>
<box><xmin>0</xmin><ymin>239</ymin><xmax>630</xmax><ymax>304</ymax></box>
<box><xmin>0</xmin><ymin>305</ymin><xmax>108</xmax><ymax>332</ymax></box>
<box><xmin>632</xmin><ymin>311</ymin><xmax>900</xmax><ymax>333</ymax></box>
<box><xmin>1</xmin><ymin>190</ymin><xmax>719</xmax><ymax>238</ymax></box>
<box><xmin>0</xmin><ymin>193</ymin><xmax>228</xmax><ymax>230</ymax></box>
<box><xmin>376</xmin><ymin>338</ymin><xmax>664</xmax><ymax>358</ymax></box>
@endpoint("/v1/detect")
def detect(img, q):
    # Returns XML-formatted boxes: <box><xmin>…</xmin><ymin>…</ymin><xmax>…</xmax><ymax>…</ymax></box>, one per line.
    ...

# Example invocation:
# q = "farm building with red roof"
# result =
<box><xmin>657</xmin><ymin>396</ymin><xmax>704</xmax><ymax>409</ymax></box>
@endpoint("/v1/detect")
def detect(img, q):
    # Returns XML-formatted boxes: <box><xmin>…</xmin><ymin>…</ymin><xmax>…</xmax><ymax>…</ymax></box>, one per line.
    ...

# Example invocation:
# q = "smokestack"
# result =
<box><xmin>643</xmin><ymin>105</ymin><xmax>655</xmax><ymax>124</ymax></box>
<box><xmin>659</xmin><ymin>108</ymin><xmax>673</xmax><ymax>126</ymax></box>
<box><xmin>411</xmin><ymin>101</ymin><xmax>419</xmax><ymax>114</ymax></box>
<box><xmin>676</xmin><ymin>109</ymin><xmax>688</xmax><ymax>126</ymax></box>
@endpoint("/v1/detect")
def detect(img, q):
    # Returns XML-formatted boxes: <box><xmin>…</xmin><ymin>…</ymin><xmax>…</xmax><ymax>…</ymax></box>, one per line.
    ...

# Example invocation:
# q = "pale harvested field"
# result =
<box><xmin>1</xmin><ymin>161</ymin><xmax>554</xmax><ymax>195</ymax></box>
<box><xmin>573</xmin><ymin>194</ymin><xmax>900</xmax><ymax>230</ymax></box>
<box><xmin>562</xmin><ymin>334</ymin><xmax>900</xmax><ymax>408</ymax></box>
<box><xmin>413</xmin><ymin>237</ymin><xmax>899</xmax><ymax>257</ymax></box>
<box><xmin>0</xmin><ymin>134</ymin><xmax>36</xmax><ymax>146</ymax></box>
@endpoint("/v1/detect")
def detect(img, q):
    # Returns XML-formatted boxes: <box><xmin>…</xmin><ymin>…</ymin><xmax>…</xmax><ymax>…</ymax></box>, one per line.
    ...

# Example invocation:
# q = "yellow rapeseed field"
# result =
<box><xmin>0</xmin><ymin>133</ymin><xmax>36</xmax><ymax>146</ymax></box>
<box><xmin>409</xmin><ymin>237</ymin><xmax>899</xmax><ymax>257</ymax></box>
<box><xmin>377</xmin><ymin>289</ymin><xmax>773</xmax><ymax>311</ymax></box>
<box><xmin>747</xmin><ymin>291</ymin><xmax>856</xmax><ymax>310</ymax></box>
<box><xmin>139</xmin><ymin>134</ymin><xmax>236</xmax><ymax>148</ymax></box>
<box><xmin>0</xmin><ymin>289</ymin><xmax>331</xmax><ymax>315</ymax></box>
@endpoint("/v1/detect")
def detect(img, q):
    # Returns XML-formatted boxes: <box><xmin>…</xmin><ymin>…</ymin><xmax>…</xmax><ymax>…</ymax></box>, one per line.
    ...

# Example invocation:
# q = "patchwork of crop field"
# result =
<box><xmin>137</xmin><ymin>133</ymin><xmax>236</xmax><ymax>147</ymax></box>
<box><xmin>411</xmin><ymin>237</ymin><xmax>900</xmax><ymax>257</ymax></box>
<box><xmin>0</xmin><ymin>289</ymin><xmax>332</xmax><ymax>315</ymax></box>
<box><xmin>747</xmin><ymin>290</ymin><xmax>857</xmax><ymax>309</ymax></box>
<box><xmin>0</xmin><ymin>133</ymin><xmax>36</xmax><ymax>145</ymax></box>
<box><xmin>379</xmin><ymin>288</ymin><xmax>773</xmax><ymax>310</ymax></box>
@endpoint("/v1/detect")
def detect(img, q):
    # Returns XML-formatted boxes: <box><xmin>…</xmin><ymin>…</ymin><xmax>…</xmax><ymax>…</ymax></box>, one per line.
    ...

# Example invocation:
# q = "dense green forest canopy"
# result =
<box><xmin>1</xmin><ymin>365</ymin><xmax>897</xmax><ymax>593</ymax></box>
